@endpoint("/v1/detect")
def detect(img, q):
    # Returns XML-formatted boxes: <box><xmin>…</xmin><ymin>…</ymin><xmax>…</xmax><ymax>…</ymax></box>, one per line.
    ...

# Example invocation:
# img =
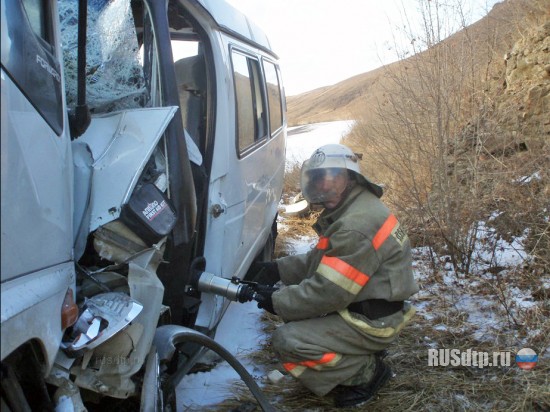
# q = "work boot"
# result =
<box><xmin>333</xmin><ymin>357</ymin><xmax>392</xmax><ymax>408</ymax></box>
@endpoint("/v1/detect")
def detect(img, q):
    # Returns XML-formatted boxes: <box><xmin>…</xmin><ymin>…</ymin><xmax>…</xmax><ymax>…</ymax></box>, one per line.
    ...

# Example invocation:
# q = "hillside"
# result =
<box><xmin>263</xmin><ymin>2</ymin><xmax>549</xmax><ymax>410</ymax></box>
<box><xmin>286</xmin><ymin>0</ymin><xmax>549</xmax><ymax>274</ymax></box>
<box><xmin>286</xmin><ymin>0</ymin><xmax>549</xmax><ymax>129</ymax></box>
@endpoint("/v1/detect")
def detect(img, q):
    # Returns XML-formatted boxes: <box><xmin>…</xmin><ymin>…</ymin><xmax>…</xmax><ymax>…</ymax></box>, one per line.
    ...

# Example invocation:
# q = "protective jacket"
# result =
<box><xmin>270</xmin><ymin>185</ymin><xmax>419</xmax><ymax>396</ymax></box>
<box><xmin>273</xmin><ymin>185</ymin><xmax>418</xmax><ymax>322</ymax></box>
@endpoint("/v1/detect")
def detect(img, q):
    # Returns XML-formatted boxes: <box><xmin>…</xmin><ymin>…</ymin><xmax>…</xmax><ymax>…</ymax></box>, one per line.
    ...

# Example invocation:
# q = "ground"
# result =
<box><xmin>176</xmin><ymin>122</ymin><xmax>549</xmax><ymax>412</ymax></box>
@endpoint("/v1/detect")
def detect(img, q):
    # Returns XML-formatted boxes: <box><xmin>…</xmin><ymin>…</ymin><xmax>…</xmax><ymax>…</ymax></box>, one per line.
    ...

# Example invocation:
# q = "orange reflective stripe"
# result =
<box><xmin>283</xmin><ymin>362</ymin><xmax>297</xmax><ymax>372</ymax></box>
<box><xmin>320</xmin><ymin>256</ymin><xmax>370</xmax><ymax>287</ymax></box>
<box><xmin>301</xmin><ymin>352</ymin><xmax>337</xmax><ymax>368</ymax></box>
<box><xmin>316</xmin><ymin>236</ymin><xmax>330</xmax><ymax>250</ymax></box>
<box><xmin>283</xmin><ymin>352</ymin><xmax>338</xmax><ymax>372</ymax></box>
<box><xmin>372</xmin><ymin>214</ymin><xmax>398</xmax><ymax>250</ymax></box>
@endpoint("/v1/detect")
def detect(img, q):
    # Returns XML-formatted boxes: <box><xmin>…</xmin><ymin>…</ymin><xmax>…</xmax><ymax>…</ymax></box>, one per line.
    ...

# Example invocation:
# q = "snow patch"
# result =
<box><xmin>285</xmin><ymin>120</ymin><xmax>355</xmax><ymax>170</ymax></box>
<box><xmin>177</xmin><ymin>303</ymin><xmax>268</xmax><ymax>410</ymax></box>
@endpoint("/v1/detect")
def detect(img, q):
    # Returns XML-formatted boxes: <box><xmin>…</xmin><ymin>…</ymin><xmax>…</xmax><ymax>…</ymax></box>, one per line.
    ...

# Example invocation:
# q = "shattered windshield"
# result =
<box><xmin>59</xmin><ymin>0</ymin><xmax>148</xmax><ymax>114</ymax></box>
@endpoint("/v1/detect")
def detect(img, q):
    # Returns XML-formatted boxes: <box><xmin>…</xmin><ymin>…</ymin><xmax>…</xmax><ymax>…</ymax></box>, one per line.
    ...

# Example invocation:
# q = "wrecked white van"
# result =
<box><xmin>1</xmin><ymin>0</ymin><xmax>285</xmax><ymax>409</ymax></box>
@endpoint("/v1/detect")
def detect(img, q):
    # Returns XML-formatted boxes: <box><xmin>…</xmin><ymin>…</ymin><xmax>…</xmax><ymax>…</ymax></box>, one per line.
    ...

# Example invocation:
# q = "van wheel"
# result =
<box><xmin>1</xmin><ymin>344</ymin><xmax>51</xmax><ymax>410</ymax></box>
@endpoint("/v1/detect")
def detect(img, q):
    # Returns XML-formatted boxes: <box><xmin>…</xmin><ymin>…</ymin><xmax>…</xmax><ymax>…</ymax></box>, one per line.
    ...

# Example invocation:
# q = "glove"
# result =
<box><xmin>255</xmin><ymin>285</ymin><xmax>278</xmax><ymax>315</ymax></box>
<box><xmin>245</xmin><ymin>261</ymin><xmax>280</xmax><ymax>286</ymax></box>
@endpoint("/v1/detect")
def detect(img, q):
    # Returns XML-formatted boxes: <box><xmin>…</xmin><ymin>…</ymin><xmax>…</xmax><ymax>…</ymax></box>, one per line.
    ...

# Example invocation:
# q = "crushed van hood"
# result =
<box><xmin>73</xmin><ymin>107</ymin><xmax>177</xmax><ymax>236</ymax></box>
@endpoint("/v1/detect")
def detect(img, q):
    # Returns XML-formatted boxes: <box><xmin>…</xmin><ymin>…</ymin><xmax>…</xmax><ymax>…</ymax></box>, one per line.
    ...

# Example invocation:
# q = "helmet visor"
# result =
<box><xmin>301</xmin><ymin>161</ymin><xmax>349</xmax><ymax>205</ymax></box>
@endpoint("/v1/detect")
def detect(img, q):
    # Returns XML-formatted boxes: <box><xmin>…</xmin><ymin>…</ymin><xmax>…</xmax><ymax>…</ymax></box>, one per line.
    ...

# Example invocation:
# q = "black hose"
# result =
<box><xmin>154</xmin><ymin>325</ymin><xmax>277</xmax><ymax>412</ymax></box>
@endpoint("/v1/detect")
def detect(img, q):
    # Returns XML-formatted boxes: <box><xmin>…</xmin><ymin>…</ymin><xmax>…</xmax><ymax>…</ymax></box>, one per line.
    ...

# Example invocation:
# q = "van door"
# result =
<box><xmin>191</xmin><ymin>41</ymin><xmax>285</xmax><ymax>330</ymax></box>
<box><xmin>201</xmin><ymin>43</ymin><xmax>285</xmax><ymax>294</ymax></box>
<box><xmin>1</xmin><ymin>0</ymin><xmax>75</xmax><ymax>366</ymax></box>
<box><xmin>1</xmin><ymin>0</ymin><xmax>72</xmax><ymax>280</ymax></box>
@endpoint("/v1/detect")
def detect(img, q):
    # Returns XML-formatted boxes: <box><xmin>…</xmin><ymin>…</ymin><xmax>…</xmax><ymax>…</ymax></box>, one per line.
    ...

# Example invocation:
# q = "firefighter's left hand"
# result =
<box><xmin>255</xmin><ymin>285</ymin><xmax>278</xmax><ymax>315</ymax></box>
<box><xmin>246</xmin><ymin>261</ymin><xmax>280</xmax><ymax>286</ymax></box>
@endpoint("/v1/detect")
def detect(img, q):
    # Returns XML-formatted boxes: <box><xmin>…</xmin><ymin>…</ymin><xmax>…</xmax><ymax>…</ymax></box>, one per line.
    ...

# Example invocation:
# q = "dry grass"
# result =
<box><xmin>201</xmin><ymin>336</ymin><xmax>549</xmax><ymax>412</ymax></box>
<box><xmin>198</xmin><ymin>331</ymin><xmax>549</xmax><ymax>411</ymax></box>
<box><xmin>193</xmin><ymin>314</ymin><xmax>550</xmax><ymax>412</ymax></box>
<box><xmin>181</xmin><ymin>2</ymin><xmax>550</xmax><ymax>409</ymax></box>
<box><xmin>187</xmin><ymin>220</ymin><xmax>549</xmax><ymax>412</ymax></box>
<box><xmin>274</xmin><ymin>213</ymin><xmax>318</xmax><ymax>259</ymax></box>
<box><xmin>281</xmin><ymin>163</ymin><xmax>302</xmax><ymax>202</ymax></box>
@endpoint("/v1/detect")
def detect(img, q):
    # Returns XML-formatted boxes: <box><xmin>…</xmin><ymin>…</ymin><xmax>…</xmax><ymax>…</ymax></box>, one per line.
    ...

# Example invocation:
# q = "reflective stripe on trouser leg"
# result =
<box><xmin>283</xmin><ymin>351</ymin><xmax>342</xmax><ymax>378</ymax></box>
<box><xmin>272</xmin><ymin>313</ymin><xmax>393</xmax><ymax>396</ymax></box>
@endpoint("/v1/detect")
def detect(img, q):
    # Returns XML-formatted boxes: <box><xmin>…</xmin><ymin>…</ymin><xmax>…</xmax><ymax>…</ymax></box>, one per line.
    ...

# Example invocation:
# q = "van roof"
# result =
<box><xmin>194</xmin><ymin>0</ymin><xmax>276</xmax><ymax>57</ymax></box>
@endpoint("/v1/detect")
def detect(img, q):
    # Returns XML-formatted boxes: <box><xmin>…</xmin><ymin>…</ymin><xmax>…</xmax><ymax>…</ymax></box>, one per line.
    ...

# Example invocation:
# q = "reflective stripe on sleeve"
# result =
<box><xmin>316</xmin><ymin>236</ymin><xmax>330</xmax><ymax>250</ymax></box>
<box><xmin>372</xmin><ymin>214</ymin><xmax>398</xmax><ymax>250</ymax></box>
<box><xmin>283</xmin><ymin>352</ymin><xmax>342</xmax><ymax>377</ymax></box>
<box><xmin>317</xmin><ymin>256</ymin><xmax>370</xmax><ymax>295</ymax></box>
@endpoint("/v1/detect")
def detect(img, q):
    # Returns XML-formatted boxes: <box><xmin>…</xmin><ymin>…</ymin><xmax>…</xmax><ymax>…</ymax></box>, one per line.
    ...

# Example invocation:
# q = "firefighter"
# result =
<box><xmin>249</xmin><ymin>143</ymin><xmax>419</xmax><ymax>408</ymax></box>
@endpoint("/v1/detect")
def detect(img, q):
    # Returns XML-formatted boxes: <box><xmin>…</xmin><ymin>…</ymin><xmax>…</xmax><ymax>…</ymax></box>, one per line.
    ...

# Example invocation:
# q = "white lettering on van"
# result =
<box><xmin>36</xmin><ymin>55</ymin><xmax>61</xmax><ymax>83</ymax></box>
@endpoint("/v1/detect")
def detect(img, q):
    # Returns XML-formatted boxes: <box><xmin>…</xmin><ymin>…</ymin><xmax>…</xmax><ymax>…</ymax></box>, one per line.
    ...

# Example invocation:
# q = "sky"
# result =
<box><xmin>226</xmin><ymin>0</ymin><xmax>502</xmax><ymax>96</ymax></box>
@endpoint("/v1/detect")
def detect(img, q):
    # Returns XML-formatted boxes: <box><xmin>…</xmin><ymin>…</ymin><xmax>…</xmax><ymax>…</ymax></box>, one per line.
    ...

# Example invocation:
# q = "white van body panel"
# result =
<box><xmin>1</xmin><ymin>0</ymin><xmax>286</xmax><ymax>407</ymax></box>
<box><xmin>0</xmin><ymin>70</ymin><xmax>74</xmax><ymax>280</ymax></box>
<box><xmin>195</xmin><ymin>0</ymin><xmax>272</xmax><ymax>50</ymax></box>
<box><xmin>0</xmin><ymin>0</ymin><xmax>76</xmax><ymax>377</ymax></box>
<box><xmin>0</xmin><ymin>262</ymin><xmax>74</xmax><ymax>369</ymax></box>
<box><xmin>191</xmin><ymin>21</ymin><xmax>286</xmax><ymax>330</ymax></box>
<box><xmin>75</xmin><ymin>107</ymin><xmax>178</xmax><ymax>232</ymax></box>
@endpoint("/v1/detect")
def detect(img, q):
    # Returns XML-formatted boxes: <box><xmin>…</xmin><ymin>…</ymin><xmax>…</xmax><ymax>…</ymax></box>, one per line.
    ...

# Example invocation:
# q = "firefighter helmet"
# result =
<box><xmin>301</xmin><ymin>144</ymin><xmax>383</xmax><ymax>205</ymax></box>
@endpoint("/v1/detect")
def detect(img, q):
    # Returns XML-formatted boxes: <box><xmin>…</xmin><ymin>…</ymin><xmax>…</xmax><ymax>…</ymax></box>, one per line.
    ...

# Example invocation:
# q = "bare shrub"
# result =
<box><xmin>282</xmin><ymin>162</ymin><xmax>302</xmax><ymax>197</ymax></box>
<box><xmin>346</xmin><ymin>0</ymin><xmax>550</xmax><ymax>275</ymax></box>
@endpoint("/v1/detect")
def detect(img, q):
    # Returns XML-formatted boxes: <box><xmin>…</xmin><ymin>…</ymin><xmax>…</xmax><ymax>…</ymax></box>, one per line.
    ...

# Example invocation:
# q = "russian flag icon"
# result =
<box><xmin>516</xmin><ymin>348</ymin><xmax>538</xmax><ymax>370</ymax></box>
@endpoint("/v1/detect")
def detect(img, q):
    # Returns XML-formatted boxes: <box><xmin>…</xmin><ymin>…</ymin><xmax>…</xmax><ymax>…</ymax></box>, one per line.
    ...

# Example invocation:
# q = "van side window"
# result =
<box><xmin>231</xmin><ymin>50</ymin><xmax>268</xmax><ymax>153</ymax></box>
<box><xmin>22</xmin><ymin>0</ymin><xmax>50</xmax><ymax>42</ymax></box>
<box><xmin>262</xmin><ymin>60</ymin><xmax>283</xmax><ymax>135</ymax></box>
<box><xmin>1</xmin><ymin>0</ymin><xmax>63</xmax><ymax>134</ymax></box>
<box><xmin>172</xmin><ymin>39</ymin><xmax>205</xmax><ymax>152</ymax></box>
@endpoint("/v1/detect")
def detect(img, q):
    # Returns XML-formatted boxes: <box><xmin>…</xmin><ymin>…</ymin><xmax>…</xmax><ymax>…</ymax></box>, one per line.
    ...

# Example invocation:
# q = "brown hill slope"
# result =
<box><xmin>286</xmin><ymin>0</ymin><xmax>549</xmax><ymax>276</ymax></box>
<box><xmin>286</xmin><ymin>0</ymin><xmax>548</xmax><ymax>127</ymax></box>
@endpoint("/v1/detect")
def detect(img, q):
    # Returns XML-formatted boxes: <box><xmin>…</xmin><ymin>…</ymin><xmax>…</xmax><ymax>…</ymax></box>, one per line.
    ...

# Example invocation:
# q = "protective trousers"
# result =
<box><xmin>272</xmin><ymin>312</ymin><xmax>395</xmax><ymax>396</ymax></box>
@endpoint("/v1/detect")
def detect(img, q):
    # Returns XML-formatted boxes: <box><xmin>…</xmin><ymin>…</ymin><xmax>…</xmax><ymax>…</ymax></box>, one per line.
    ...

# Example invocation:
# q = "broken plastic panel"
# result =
<box><xmin>63</xmin><ymin>292</ymin><xmax>143</xmax><ymax>353</ymax></box>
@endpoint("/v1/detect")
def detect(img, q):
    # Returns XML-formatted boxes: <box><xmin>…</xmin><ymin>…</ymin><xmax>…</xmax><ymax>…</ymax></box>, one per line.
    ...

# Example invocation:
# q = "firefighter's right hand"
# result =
<box><xmin>245</xmin><ymin>261</ymin><xmax>280</xmax><ymax>286</ymax></box>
